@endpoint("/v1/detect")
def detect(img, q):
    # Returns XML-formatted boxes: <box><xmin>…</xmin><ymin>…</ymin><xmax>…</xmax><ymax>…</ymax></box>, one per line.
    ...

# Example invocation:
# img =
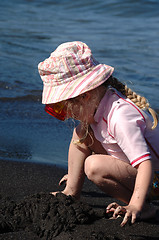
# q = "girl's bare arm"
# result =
<box><xmin>107</xmin><ymin>159</ymin><xmax>153</xmax><ymax>226</ymax></box>
<box><xmin>62</xmin><ymin>127</ymin><xmax>91</xmax><ymax>199</ymax></box>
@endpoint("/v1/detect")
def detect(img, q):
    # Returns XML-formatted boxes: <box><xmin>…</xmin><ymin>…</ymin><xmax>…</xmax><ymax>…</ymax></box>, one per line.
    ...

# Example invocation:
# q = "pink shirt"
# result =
<box><xmin>91</xmin><ymin>88</ymin><xmax>159</xmax><ymax>170</ymax></box>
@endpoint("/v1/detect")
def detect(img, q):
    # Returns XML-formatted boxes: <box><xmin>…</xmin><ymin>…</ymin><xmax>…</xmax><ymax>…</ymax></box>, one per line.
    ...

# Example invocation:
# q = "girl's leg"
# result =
<box><xmin>84</xmin><ymin>154</ymin><xmax>137</xmax><ymax>204</ymax></box>
<box><xmin>84</xmin><ymin>154</ymin><xmax>157</xmax><ymax>220</ymax></box>
<box><xmin>80</xmin><ymin>128</ymin><xmax>157</xmax><ymax>220</ymax></box>
<box><xmin>62</xmin><ymin>123</ymin><xmax>111</xmax><ymax>198</ymax></box>
<box><xmin>63</xmin><ymin>123</ymin><xmax>111</xmax><ymax>198</ymax></box>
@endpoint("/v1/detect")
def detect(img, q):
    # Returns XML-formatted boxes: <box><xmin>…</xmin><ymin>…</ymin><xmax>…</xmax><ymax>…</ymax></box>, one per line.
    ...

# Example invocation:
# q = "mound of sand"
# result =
<box><xmin>0</xmin><ymin>192</ymin><xmax>102</xmax><ymax>239</ymax></box>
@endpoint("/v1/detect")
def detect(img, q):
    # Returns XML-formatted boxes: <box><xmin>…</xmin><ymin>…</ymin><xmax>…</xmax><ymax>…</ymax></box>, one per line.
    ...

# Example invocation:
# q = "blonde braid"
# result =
<box><xmin>104</xmin><ymin>76</ymin><xmax>158</xmax><ymax>129</ymax></box>
<box><xmin>124</xmin><ymin>85</ymin><xmax>149</xmax><ymax>109</ymax></box>
<box><xmin>125</xmin><ymin>85</ymin><xmax>158</xmax><ymax>129</ymax></box>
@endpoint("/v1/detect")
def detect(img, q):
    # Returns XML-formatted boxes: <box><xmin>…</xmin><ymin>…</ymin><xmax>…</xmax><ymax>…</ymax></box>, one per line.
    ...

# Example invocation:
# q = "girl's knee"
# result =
<box><xmin>84</xmin><ymin>155</ymin><xmax>100</xmax><ymax>180</ymax></box>
<box><xmin>85</xmin><ymin>155</ymin><xmax>115</xmax><ymax>181</ymax></box>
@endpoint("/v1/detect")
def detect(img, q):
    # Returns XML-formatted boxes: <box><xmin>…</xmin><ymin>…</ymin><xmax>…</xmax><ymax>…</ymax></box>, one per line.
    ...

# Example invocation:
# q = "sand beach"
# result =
<box><xmin>0</xmin><ymin>159</ymin><xmax>159</xmax><ymax>240</ymax></box>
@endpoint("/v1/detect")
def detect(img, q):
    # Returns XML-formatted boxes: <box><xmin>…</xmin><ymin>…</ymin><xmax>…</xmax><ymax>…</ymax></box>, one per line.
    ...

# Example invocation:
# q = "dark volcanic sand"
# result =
<box><xmin>0</xmin><ymin>160</ymin><xmax>159</xmax><ymax>240</ymax></box>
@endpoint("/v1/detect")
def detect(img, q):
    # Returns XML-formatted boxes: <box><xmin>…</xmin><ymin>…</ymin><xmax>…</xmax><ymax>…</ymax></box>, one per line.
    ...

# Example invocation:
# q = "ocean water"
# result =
<box><xmin>0</xmin><ymin>0</ymin><xmax>159</xmax><ymax>167</ymax></box>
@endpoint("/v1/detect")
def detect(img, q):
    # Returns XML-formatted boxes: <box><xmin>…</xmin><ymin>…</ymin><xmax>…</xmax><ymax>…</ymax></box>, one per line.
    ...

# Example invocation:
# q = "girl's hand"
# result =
<box><xmin>50</xmin><ymin>174</ymin><xmax>68</xmax><ymax>196</ymax></box>
<box><xmin>51</xmin><ymin>174</ymin><xmax>80</xmax><ymax>199</ymax></box>
<box><xmin>106</xmin><ymin>202</ymin><xmax>141</xmax><ymax>227</ymax></box>
<box><xmin>59</xmin><ymin>174</ymin><xmax>68</xmax><ymax>186</ymax></box>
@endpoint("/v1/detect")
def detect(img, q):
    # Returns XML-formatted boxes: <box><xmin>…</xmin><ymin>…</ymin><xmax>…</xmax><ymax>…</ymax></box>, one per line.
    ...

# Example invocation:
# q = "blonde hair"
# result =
<box><xmin>105</xmin><ymin>76</ymin><xmax>158</xmax><ymax>130</ymax></box>
<box><xmin>65</xmin><ymin>89</ymin><xmax>101</xmax><ymax>145</ymax></box>
<box><xmin>66</xmin><ymin>76</ymin><xmax>158</xmax><ymax>145</ymax></box>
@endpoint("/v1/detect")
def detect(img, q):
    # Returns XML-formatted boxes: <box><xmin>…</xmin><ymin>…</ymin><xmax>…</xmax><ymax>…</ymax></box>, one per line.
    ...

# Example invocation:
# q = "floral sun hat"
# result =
<box><xmin>38</xmin><ymin>41</ymin><xmax>114</xmax><ymax>104</ymax></box>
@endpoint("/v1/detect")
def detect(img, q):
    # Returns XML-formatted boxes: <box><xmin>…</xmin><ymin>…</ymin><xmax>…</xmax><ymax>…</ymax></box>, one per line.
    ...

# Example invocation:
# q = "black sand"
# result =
<box><xmin>0</xmin><ymin>160</ymin><xmax>159</xmax><ymax>239</ymax></box>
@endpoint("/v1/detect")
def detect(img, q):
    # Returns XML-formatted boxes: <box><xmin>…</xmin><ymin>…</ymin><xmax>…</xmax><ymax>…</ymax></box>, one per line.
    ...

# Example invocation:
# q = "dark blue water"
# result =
<box><xmin>0</xmin><ymin>0</ymin><xmax>159</xmax><ymax>167</ymax></box>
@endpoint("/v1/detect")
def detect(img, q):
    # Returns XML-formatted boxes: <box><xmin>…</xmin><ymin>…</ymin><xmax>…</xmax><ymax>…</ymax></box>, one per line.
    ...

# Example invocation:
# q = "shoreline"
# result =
<box><xmin>0</xmin><ymin>159</ymin><xmax>159</xmax><ymax>239</ymax></box>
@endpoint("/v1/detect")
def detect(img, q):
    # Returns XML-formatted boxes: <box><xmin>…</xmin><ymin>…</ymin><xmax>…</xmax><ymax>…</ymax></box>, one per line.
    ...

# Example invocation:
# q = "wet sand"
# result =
<box><xmin>0</xmin><ymin>159</ymin><xmax>159</xmax><ymax>240</ymax></box>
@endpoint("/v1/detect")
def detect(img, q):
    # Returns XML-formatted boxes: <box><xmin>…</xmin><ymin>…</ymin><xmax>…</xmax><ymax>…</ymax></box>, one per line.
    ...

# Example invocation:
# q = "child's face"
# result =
<box><xmin>45</xmin><ymin>95</ymin><xmax>96</xmax><ymax>123</ymax></box>
<box><xmin>47</xmin><ymin>86</ymin><xmax>105</xmax><ymax>122</ymax></box>
<box><xmin>66</xmin><ymin>94</ymin><xmax>97</xmax><ymax>124</ymax></box>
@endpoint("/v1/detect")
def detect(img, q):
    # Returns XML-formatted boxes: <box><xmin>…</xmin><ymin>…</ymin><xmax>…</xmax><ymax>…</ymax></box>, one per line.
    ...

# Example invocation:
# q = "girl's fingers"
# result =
<box><xmin>59</xmin><ymin>174</ymin><xmax>68</xmax><ymax>185</ymax></box>
<box><xmin>50</xmin><ymin>191</ymin><xmax>59</xmax><ymax>195</ymax></box>
<box><xmin>107</xmin><ymin>203</ymin><xmax>140</xmax><ymax>227</ymax></box>
<box><xmin>121</xmin><ymin>211</ymin><xmax>138</xmax><ymax>227</ymax></box>
<box><xmin>131</xmin><ymin>213</ymin><xmax>137</xmax><ymax>225</ymax></box>
<box><xmin>106</xmin><ymin>202</ymin><xmax>119</xmax><ymax>211</ymax></box>
<box><xmin>120</xmin><ymin>212</ymin><xmax>131</xmax><ymax>227</ymax></box>
<box><xmin>113</xmin><ymin>206</ymin><xmax>126</xmax><ymax>218</ymax></box>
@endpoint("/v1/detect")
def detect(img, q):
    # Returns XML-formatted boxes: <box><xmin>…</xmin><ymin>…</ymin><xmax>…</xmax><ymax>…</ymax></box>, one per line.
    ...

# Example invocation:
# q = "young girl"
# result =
<box><xmin>38</xmin><ymin>41</ymin><xmax>159</xmax><ymax>227</ymax></box>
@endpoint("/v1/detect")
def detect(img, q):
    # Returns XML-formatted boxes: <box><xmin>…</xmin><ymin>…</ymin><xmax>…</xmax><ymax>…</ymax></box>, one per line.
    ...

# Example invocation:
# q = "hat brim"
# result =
<box><xmin>42</xmin><ymin>64</ymin><xmax>114</xmax><ymax>104</ymax></box>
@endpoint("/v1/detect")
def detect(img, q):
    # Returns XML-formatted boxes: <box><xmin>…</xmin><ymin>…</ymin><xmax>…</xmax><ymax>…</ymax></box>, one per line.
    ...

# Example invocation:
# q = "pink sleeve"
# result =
<box><xmin>110</xmin><ymin>102</ymin><xmax>151</xmax><ymax>167</ymax></box>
